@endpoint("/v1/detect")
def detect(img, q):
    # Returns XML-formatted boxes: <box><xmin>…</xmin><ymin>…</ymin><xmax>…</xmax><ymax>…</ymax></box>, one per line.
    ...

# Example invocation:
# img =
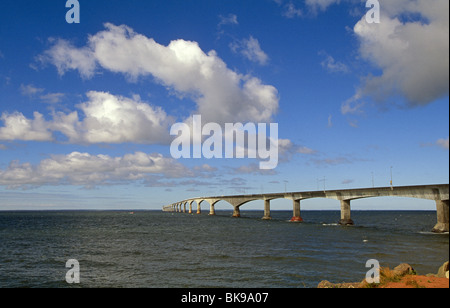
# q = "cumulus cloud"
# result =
<box><xmin>39</xmin><ymin>38</ymin><xmax>97</xmax><ymax>79</ymax></box>
<box><xmin>350</xmin><ymin>0</ymin><xmax>449</xmax><ymax>109</ymax></box>
<box><xmin>0</xmin><ymin>152</ymin><xmax>191</xmax><ymax>189</ymax></box>
<box><xmin>40</xmin><ymin>23</ymin><xmax>279</xmax><ymax>124</ymax></box>
<box><xmin>52</xmin><ymin>91</ymin><xmax>173</xmax><ymax>144</ymax></box>
<box><xmin>0</xmin><ymin>91</ymin><xmax>173</xmax><ymax>144</ymax></box>
<box><xmin>0</xmin><ymin>111</ymin><xmax>53</xmax><ymax>141</ymax></box>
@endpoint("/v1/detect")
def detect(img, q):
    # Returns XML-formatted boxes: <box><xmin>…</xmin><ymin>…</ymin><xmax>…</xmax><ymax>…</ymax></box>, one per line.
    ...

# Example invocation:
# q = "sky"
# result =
<box><xmin>0</xmin><ymin>0</ymin><xmax>448</xmax><ymax>211</ymax></box>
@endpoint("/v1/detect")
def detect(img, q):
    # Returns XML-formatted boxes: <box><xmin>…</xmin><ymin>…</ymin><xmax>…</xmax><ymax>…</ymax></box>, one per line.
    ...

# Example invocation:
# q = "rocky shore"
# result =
<box><xmin>318</xmin><ymin>261</ymin><xmax>449</xmax><ymax>288</ymax></box>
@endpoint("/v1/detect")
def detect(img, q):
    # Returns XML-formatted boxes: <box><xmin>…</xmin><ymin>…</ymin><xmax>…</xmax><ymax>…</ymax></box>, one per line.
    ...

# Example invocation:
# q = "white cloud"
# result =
<box><xmin>40</xmin><ymin>23</ymin><xmax>279</xmax><ymax>124</ymax></box>
<box><xmin>305</xmin><ymin>0</ymin><xmax>341</xmax><ymax>12</ymax></box>
<box><xmin>218</xmin><ymin>14</ymin><xmax>239</xmax><ymax>26</ymax></box>
<box><xmin>0</xmin><ymin>91</ymin><xmax>173</xmax><ymax>144</ymax></box>
<box><xmin>351</xmin><ymin>0</ymin><xmax>449</xmax><ymax>108</ymax></box>
<box><xmin>342</xmin><ymin>179</ymin><xmax>354</xmax><ymax>185</ymax></box>
<box><xmin>39</xmin><ymin>93</ymin><xmax>65</xmax><ymax>104</ymax></box>
<box><xmin>0</xmin><ymin>152</ymin><xmax>190</xmax><ymax>189</ymax></box>
<box><xmin>39</xmin><ymin>38</ymin><xmax>97</xmax><ymax>79</ymax></box>
<box><xmin>0</xmin><ymin>111</ymin><xmax>53</xmax><ymax>141</ymax></box>
<box><xmin>319</xmin><ymin>51</ymin><xmax>349</xmax><ymax>73</ymax></box>
<box><xmin>297</xmin><ymin>146</ymin><xmax>317</xmax><ymax>155</ymax></box>
<box><xmin>231</xmin><ymin>36</ymin><xmax>269</xmax><ymax>66</ymax></box>
<box><xmin>20</xmin><ymin>84</ymin><xmax>65</xmax><ymax>104</ymax></box>
<box><xmin>231</xmin><ymin>163</ymin><xmax>278</xmax><ymax>175</ymax></box>
<box><xmin>437</xmin><ymin>137</ymin><xmax>449</xmax><ymax>150</ymax></box>
<box><xmin>275</xmin><ymin>0</ymin><xmax>340</xmax><ymax>17</ymax></box>
<box><xmin>341</xmin><ymin>88</ymin><xmax>365</xmax><ymax>115</ymax></box>
<box><xmin>327</xmin><ymin>114</ymin><xmax>333</xmax><ymax>127</ymax></box>
<box><xmin>311</xmin><ymin>156</ymin><xmax>352</xmax><ymax>166</ymax></box>
<box><xmin>20</xmin><ymin>84</ymin><xmax>44</xmax><ymax>96</ymax></box>
<box><xmin>341</xmin><ymin>100</ymin><xmax>365</xmax><ymax>115</ymax></box>
<box><xmin>284</xmin><ymin>2</ymin><xmax>303</xmax><ymax>18</ymax></box>
<box><xmin>52</xmin><ymin>91</ymin><xmax>173</xmax><ymax>144</ymax></box>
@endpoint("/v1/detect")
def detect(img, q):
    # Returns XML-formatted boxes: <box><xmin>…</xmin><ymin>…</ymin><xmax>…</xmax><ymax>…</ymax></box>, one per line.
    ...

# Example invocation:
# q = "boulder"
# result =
<box><xmin>392</xmin><ymin>263</ymin><xmax>415</xmax><ymax>277</ymax></box>
<box><xmin>437</xmin><ymin>261</ymin><xmax>449</xmax><ymax>278</ymax></box>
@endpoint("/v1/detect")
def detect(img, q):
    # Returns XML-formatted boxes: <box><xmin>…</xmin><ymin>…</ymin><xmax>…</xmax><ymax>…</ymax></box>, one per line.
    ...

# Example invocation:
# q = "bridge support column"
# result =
<box><xmin>339</xmin><ymin>200</ymin><xmax>354</xmax><ymax>226</ymax></box>
<box><xmin>183</xmin><ymin>203</ymin><xmax>186</xmax><ymax>213</ymax></box>
<box><xmin>189</xmin><ymin>202</ymin><xmax>193</xmax><ymax>214</ymax></box>
<box><xmin>232</xmin><ymin>206</ymin><xmax>241</xmax><ymax>218</ymax></box>
<box><xmin>290</xmin><ymin>199</ymin><xmax>303</xmax><ymax>222</ymax></box>
<box><xmin>432</xmin><ymin>200</ymin><xmax>449</xmax><ymax>233</ymax></box>
<box><xmin>197</xmin><ymin>203</ymin><xmax>201</xmax><ymax>214</ymax></box>
<box><xmin>209</xmin><ymin>204</ymin><xmax>216</xmax><ymax>216</ymax></box>
<box><xmin>262</xmin><ymin>199</ymin><xmax>272</xmax><ymax>220</ymax></box>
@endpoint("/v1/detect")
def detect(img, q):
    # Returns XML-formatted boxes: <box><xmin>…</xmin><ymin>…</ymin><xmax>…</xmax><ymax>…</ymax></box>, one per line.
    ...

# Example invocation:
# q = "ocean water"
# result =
<box><xmin>0</xmin><ymin>210</ymin><xmax>448</xmax><ymax>288</ymax></box>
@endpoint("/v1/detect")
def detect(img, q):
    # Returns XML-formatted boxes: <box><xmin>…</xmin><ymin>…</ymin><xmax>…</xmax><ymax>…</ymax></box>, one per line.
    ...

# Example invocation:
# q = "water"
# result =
<box><xmin>0</xmin><ymin>210</ymin><xmax>448</xmax><ymax>288</ymax></box>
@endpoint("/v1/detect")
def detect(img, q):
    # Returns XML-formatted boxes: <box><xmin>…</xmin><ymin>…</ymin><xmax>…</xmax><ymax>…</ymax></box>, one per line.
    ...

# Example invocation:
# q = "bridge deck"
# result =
<box><xmin>163</xmin><ymin>184</ymin><xmax>449</xmax><ymax>233</ymax></box>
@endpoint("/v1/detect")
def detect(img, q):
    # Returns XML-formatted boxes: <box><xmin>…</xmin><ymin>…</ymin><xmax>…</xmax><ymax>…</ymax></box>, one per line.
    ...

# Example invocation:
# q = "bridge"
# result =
<box><xmin>163</xmin><ymin>184</ymin><xmax>449</xmax><ymax>233</ymax></box>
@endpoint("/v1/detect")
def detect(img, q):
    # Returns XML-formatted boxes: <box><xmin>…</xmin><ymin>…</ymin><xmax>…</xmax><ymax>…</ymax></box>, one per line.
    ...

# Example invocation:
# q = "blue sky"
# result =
<box><xmin>0</xmin><ymin>0</ymin><xmax>448</xmax><ymax>211</ymax></box>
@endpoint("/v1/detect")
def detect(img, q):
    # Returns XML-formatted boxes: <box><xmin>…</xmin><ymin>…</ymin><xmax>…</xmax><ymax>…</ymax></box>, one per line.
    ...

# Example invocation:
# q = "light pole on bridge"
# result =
<box><xmin>390</xmin><ymin>166</ymin><xmax>393</xmax><ymax>190</ymax></box>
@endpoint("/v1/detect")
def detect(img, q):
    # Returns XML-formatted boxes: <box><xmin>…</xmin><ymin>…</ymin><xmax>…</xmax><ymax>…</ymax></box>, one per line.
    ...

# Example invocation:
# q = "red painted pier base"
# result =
<box><xmin>291</xmin><ymin>200</ymin><xmax>303</xmax><ymax>222</ymax></box>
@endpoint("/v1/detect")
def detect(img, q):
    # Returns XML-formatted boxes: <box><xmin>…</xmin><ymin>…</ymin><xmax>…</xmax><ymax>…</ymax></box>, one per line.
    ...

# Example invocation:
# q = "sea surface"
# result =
<box><xmin>0</xmin><ymin>210</ymin><xmax>448</xmax><ymax>288</ymax></box>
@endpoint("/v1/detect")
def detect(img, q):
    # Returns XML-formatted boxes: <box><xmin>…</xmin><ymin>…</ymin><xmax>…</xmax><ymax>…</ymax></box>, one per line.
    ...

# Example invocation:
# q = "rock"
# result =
<box><xmin>392</xmin><ymin>263</ymin><xmax>415</xmax><ymax>277</ymax></box>
<box><xmin>317</xmin><ymin>280</ymin><xmax>333</xmax><ymax>288</ymax></box>
<box><xmin>437</xmin><ymin>261</ymin><xmax>449</xmax><ymax>278</ymax></box>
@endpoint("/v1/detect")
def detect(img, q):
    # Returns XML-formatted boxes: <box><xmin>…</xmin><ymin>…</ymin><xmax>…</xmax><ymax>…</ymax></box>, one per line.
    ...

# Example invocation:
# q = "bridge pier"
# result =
<box><xmin>197</xmin><ymin>202</ymin><xmax>201</xmax><ymax>214</ymax></box>
<box><xmin>232</xmin><ymin>206</ymin><xmax>241</xmax><ymax>218</ymax></box>
<box><xmin>188</xmin><ymin>202</ymin><xmax>193</xmax><ymax>214</ymax></box>
<box><xmin>339</xmin><ymin>200</ymin><xmax>354</xmax><ymax>226</ymax></box>
<box><xmin>432</xmin><ymin>200</ymin><xmax>449</xmax><ymax>233</ymax></box>
<box><xmin>209</xmin><ymin>203</ymin><xmax>216</xmax><ymax>216</ymax></box>
<box><xmin>290</xmin><ymin>199</ymin><xmax>303</xmax><ymax>222</ymax></box>
<box><xmin>262</xmin><ymin>199</ymin><xmax>272</xmax><ymax>220</ymax></box>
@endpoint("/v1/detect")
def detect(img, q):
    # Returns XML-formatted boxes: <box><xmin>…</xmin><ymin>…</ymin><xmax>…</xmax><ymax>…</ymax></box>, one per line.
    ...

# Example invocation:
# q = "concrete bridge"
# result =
<box><xmin>163</xmin><ymin>184</ymin><xmax>449</xmax><ymax>233</ymax></box>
